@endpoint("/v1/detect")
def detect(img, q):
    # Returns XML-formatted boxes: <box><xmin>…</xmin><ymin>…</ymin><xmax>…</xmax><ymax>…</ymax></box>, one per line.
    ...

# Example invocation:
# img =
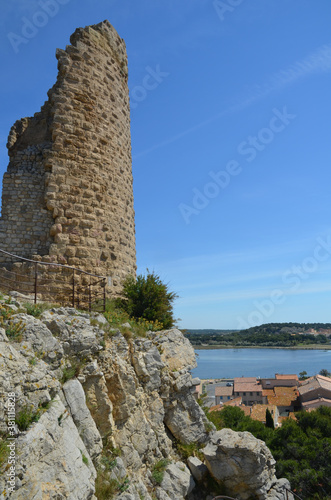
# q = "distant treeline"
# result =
<box><xmin>184</xmin><ymin>322</ymin><xmax>331</xmax><ymax>347</ymax></box>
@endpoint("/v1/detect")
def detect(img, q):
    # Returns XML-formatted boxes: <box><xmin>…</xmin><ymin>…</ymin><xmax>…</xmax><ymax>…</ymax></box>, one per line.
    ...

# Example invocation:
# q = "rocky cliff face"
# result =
<box><xmin>0</xmin><ymin>294</ymin><xmax>292</xmax><ymax>500</ymax></box>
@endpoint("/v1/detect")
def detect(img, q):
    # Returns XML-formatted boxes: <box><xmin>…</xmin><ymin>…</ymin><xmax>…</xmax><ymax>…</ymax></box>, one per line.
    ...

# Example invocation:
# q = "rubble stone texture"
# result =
<box><xmin>0</xmin><ymin>20</ymin><xmax>136</xmax><ymax>293</ymax></box>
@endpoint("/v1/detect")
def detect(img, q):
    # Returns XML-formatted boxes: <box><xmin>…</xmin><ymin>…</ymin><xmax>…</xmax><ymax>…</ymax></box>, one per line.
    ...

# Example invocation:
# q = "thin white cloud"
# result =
<box><xmin>152</xmin><ymin>233</ymin><xmax>324</xmax><ymax>274</ymax></box>
<box><xmin>133</xmin><ymin>42</ymin><xmax>331</xmax><ymax>159</ymax></box>
<box><xmin>231</xmin><ymin>43</ymin><xmax>331</xmax><ymax>111</ymax></box>
<box><xmin>177</xmin><ymin>280</ymin><xmax>331</xmax><ymax>307</ymax></box>
<box><xmin>1</xmin><ymin>0</ymin><xmax>40</xmax><ymax>21</ymax></box>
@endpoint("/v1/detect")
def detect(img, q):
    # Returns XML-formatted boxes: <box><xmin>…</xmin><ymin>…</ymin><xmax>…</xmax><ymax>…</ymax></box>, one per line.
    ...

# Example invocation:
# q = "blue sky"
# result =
<box><xmin>1</xmin><ymin>0</ymin><xmax>331</xmax><ymax>329</ymax></box>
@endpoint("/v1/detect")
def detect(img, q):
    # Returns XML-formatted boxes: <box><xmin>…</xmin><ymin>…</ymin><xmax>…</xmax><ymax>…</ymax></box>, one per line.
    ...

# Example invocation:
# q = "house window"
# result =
<box><xmin>250</xmin><ymin>392</ymin><xmax>253</xmax><ymax>396</ymax></box>
<box><xmin>243</xmin><ymin>392</ymin><xmax>246</xmax><ymax>396</ymax></box>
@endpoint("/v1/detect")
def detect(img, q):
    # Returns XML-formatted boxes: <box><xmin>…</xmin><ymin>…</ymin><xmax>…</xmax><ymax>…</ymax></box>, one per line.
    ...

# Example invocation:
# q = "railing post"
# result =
<box><xmin>34</xmin><ymin>262</ymin><xmax>38</xmax><ymax>304</ymax></box>
<box><xmin>89</xmin><ymin>278</ymin><xmax>92</xmax><ymax>312</ymax></box>
<box><xmin>103</xmin><ymin>278</ymin><xmax>106</xmax><ymax>312</ymax></box>
<box><xmin>72</xmin><ymin>269</ymin><xmax>75</xmax><ymax>308</ymax></box>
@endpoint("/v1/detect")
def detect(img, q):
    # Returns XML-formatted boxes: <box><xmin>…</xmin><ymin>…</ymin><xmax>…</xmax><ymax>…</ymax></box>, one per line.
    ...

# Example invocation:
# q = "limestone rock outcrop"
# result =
<box><xmin>0</xmin><ymin>295</ymin><xmax>293</xmax><ymax>499</ymax></box>
<box><xmin>5</xmin><ymin>396</ymin><xmax>97</xmax><ymax>500</ymax></box>
<box><xmin>203</xmin><ymin>429</ymin><xmax>294</xmax><ymax>500</ymax></box>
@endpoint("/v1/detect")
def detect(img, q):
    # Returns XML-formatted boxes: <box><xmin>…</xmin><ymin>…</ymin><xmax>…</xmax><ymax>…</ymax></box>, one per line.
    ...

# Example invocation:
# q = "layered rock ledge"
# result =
<box><xmin>0</xmin><ymin>295</ymin><xmax>292</xmax><ymax>499</ymax></box>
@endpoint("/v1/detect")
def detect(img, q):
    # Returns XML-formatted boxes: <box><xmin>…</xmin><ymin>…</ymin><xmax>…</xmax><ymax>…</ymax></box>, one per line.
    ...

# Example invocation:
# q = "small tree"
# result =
<box><xmin>265</xmin><ymin>408</ymin><xmax>275</xmax><ymax>429</ymax></box>
<box><xmin>319</xmin><ymin>368</ymin><xmax>331</xmax><ymax>378</ymax></box>
<box><xmin>117</xmin><ymin>270</ymin><xmax>178</xmax><ymax>329</ymax></box>
<box><xmin>299</xmin><ymin>371</ymin><xmax>309</xmax><ymax>381</ymax></box>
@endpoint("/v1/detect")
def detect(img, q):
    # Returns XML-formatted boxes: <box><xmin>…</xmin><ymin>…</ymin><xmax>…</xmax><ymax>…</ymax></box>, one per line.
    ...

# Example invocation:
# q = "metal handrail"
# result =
<box><xmin>285</xmin><ymin>487</ymin><xmax>304</xmax><ymax>500</ymax></box>
<box><xmin>212</xmin><ymin>497</ymin><xmax>238</xmax><ymax>500</ymax></box>
<box><xmin>0</xmin><ymin>248</ymin><xmax>108</xmax><ymax>312</ymax></box>
<box><xmin>0</xmin><ymin>248</ymin><xmax>106</xmax><ymax>279</ymax></box>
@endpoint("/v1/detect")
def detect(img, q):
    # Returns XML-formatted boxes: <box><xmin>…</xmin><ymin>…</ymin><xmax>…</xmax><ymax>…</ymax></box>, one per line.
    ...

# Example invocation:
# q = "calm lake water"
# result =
<box><xmin>191</xmin><ymin>348</ymin><xmax>331</xmax><ymax>379</ymax></box>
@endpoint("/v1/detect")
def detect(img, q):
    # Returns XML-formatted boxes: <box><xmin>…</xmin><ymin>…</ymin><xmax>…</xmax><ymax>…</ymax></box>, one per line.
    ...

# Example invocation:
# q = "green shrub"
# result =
<box><xmin>0</xmin><ymin>436</ymin><xmax>9</xmax><ymax>468</ymax></box>
<box><xmin>60</xmin><ymin>358</ymin><xmax>83</xmax><ymax>384</ymax></box>
<box><xmin>151</xmin><ymin>459</ymin><xmax>170</xmax><ymax>485</ymax></box>
<box><xmin>24</xmin><ymin>302</ymin><xmax>60</xmax><ymax>318</ymax></box>
<box><xmin>95</xmin><ymin>471</ymin><xmax>119</xmax><ymax>500</ymax></box>
<box><xmin>15</xmin><ymin>405</ymin><xmax>40</xmax><ymax>431</ymax></box>
<box><xmin>176</xmin><ymin>442</ymin><xmax>205</xmax><ymax>461</ymax></box>
<box><xmin>116</xmin><ymin>270</ymin><xmax>178</xmax><ymax>329</ymax></box>
<box><xmin>0</xmin><ymin>304</ymin><xmax>25</xmax><ymax>341</ymax></box>
<box><xmin>5</xmin><ymin>320</ymin><xmax>25</xmax><ymax>341</ymax></box>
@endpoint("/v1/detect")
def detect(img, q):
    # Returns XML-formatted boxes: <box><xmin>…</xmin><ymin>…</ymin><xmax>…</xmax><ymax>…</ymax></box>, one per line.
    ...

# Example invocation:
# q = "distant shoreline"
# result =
<box><xmin>193</xmin><ymin>344</ymin><xmax>331</xmax><ymax>351</ymax></box>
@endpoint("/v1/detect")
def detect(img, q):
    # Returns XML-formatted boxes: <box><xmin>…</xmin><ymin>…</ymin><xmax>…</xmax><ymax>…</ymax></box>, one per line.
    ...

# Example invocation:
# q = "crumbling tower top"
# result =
<box><xmin>0</xmin><ymin>20</ymin><xmax>136</xmax><ymax>293</ymax></box>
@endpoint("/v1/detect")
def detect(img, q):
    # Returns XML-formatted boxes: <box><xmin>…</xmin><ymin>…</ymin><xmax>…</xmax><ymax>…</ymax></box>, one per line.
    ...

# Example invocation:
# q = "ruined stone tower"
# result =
<box><xmin>0</xmin><ymin>20</ymin><xmax>136</xmax><ymax>294</ymax></box>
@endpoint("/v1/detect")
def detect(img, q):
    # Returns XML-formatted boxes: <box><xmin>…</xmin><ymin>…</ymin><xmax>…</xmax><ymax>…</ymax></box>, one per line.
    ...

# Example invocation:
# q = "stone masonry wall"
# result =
<box><xmin>0</xmin><ymin>20</ymin><xmax>136</xmax><ymax>294</ymax></box>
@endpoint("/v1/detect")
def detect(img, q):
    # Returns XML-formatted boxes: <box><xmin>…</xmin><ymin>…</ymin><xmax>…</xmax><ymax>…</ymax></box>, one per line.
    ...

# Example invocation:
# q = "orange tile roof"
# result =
<box><xmin>241</xmin><ymin>406</ymin><xmax>251</xmax><ymax>417</ymax></box>
<box><xmin>250</xmin><ymin>405</ymin><xmax>277</xmax><ymax>423</ymax></box>
<box><xmin>262</xmin><ymin>389</ymin><xmax>275</xmax><ymax>398</ymax></box>
<box><xmin>234</xmin><ymin>382</ymin><xmax>263</xmax><ymax>393</ymax></box>
<box><xmin>209</xmin><ymin>404</ymin><xmax>223</xmax><ymax>413</ymax></box>
<box><xmin>215</xmin><ymin>386</ymin><xmax>233</xmax><ymax>397</ymax></box>
<box><xmin>234</xmin><ymin>377</ymin><xmax>257</xmax><ymax>383</ymax></box>
<box><xmin>302</xmin><ymin>397</ymin><xmax>331</xmax><ymax>408</ymax></box>
<box><xmin>223</xmin><ymin>397</ymin><xmax>242</xmax><ymax>407</ymax></box>
<box><xmin>299</xmin><ymin>374</ymin><xmax>331</xmax><ymax>396</ymax></box>
<box><xmin>275</xmin><ymin>373</ymin><xmax>298</xmax><ymax>380</ymax></box>
<box><xmin>267</xmin><ymin>386</ymin><xmax>298</xmax><ymax>407</ymax></box>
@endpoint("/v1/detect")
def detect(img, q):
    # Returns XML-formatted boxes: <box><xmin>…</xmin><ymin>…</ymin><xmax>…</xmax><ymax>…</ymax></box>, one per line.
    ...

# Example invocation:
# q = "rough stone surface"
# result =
<box><xmin>160</xmin><ymin>462</ymin><xmax>195</xmax><ymax>499</ymax></box>
<box><xmin>0</xmin><ymin>396</ymin><xmax>96</xmax><ymax>499</ymax></box>
<box><xmin>203</xmin><ymin>428</ymin><xmax>279</xmax><ymax>500</ymax></box>
<box><xmin>62</xmin><ymin>379</ymin><xmax>103</xmax><ymax>460</ymax></box>
<box><xmin>12</xmin><ymin>313</ymin><xmax>64</xmax><ymax>367</ymax></box>
<box><xmin>266</xmin><ymin>478</ymin><xmax>294</xmax><ymax>500</ymax></box>
<box><xmin>41</xmin><ymin>307</ymin><xmax>103</xmax><ymax>357</ymax></box>
<box><xmin>187</xmin><ymin>456</ymin><xmax>209</xmax><ymax>482</ymax></box>
<box><xmin>0</xmin><ymin>337</ymin><xmax>60</xmax><ymax>434</ymax></box>
<box><xmin>0</xmin><ymin>297</ymin><xmax>293</xmax><ymax>500</ymax></box>
<box><xmin>0</xmin><ymin>20</ymin><xmax>136</xmax><ymax>296</ymax></box>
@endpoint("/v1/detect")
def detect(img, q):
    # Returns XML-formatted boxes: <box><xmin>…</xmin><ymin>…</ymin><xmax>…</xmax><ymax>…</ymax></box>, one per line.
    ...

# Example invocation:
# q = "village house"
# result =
<box><xmin>264</xmin><ymin>386</ymin><xmax>300</xmax><ymax>416</ymax></box>
<box><xmin>250</xmin><ymin>404</ymin><xmax>279</xmax><ymax>427</ymax></box>
<box><xmin>298</xmin><ymin>374</ymin><xmax>331</xmax><ymax>409</ymax></box>
<box><xmin>233</xmin><ymin>377</ymin><xmax>263</xmax><ymax>406</ymax></box>
<box><xmin>215</xmin><ymin>385</ymin><xmax>234</xmax><ymax>405</ymax></box>
<box><xmin>260</xmin><ymin>373</ymin><xmax>298</xmax><ymax>390</ymax></box>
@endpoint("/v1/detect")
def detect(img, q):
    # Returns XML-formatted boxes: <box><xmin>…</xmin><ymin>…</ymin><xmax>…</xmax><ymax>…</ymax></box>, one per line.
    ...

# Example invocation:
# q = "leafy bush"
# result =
<box><xmin>116</xmin><ymin>270</ymin><xmax>178</xmax><ymax>329</ymax></box>
<box><xmin>15</xmin><ymin>405</ymin><xmax>40</xmax><ymax>431</ymax></box>
<box><xmin>176</xmin><ymin>442</ymin><xmax>205</xmax><ymax>461</ymax></box>
<box><xmin>0</xmin><ymin>304</ymin><xmax>26</xmax><ymax>341</ymax></box>
<box><xmin>0</xmin><ymin>436</ymin><xmax>9</xmax><ymax>468</ymax></box>
<box><xmin>151</xmin><ymin>459</ymin><xmax>170</xmax><ymax>485</ymax></box>
<box><xmin>5</xmin><ymin>320</ymin><xmax>25</xmax><ymax>341</ymax></box>
<box><xmin>60</xmin><ymin>358</ymin><xmax>82</xmax><ymax>384</ymax></box>
<box><xmin>95</xmin><ymin>472</ymin><xmax>120</xmax><ymax>500</ymax></box>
